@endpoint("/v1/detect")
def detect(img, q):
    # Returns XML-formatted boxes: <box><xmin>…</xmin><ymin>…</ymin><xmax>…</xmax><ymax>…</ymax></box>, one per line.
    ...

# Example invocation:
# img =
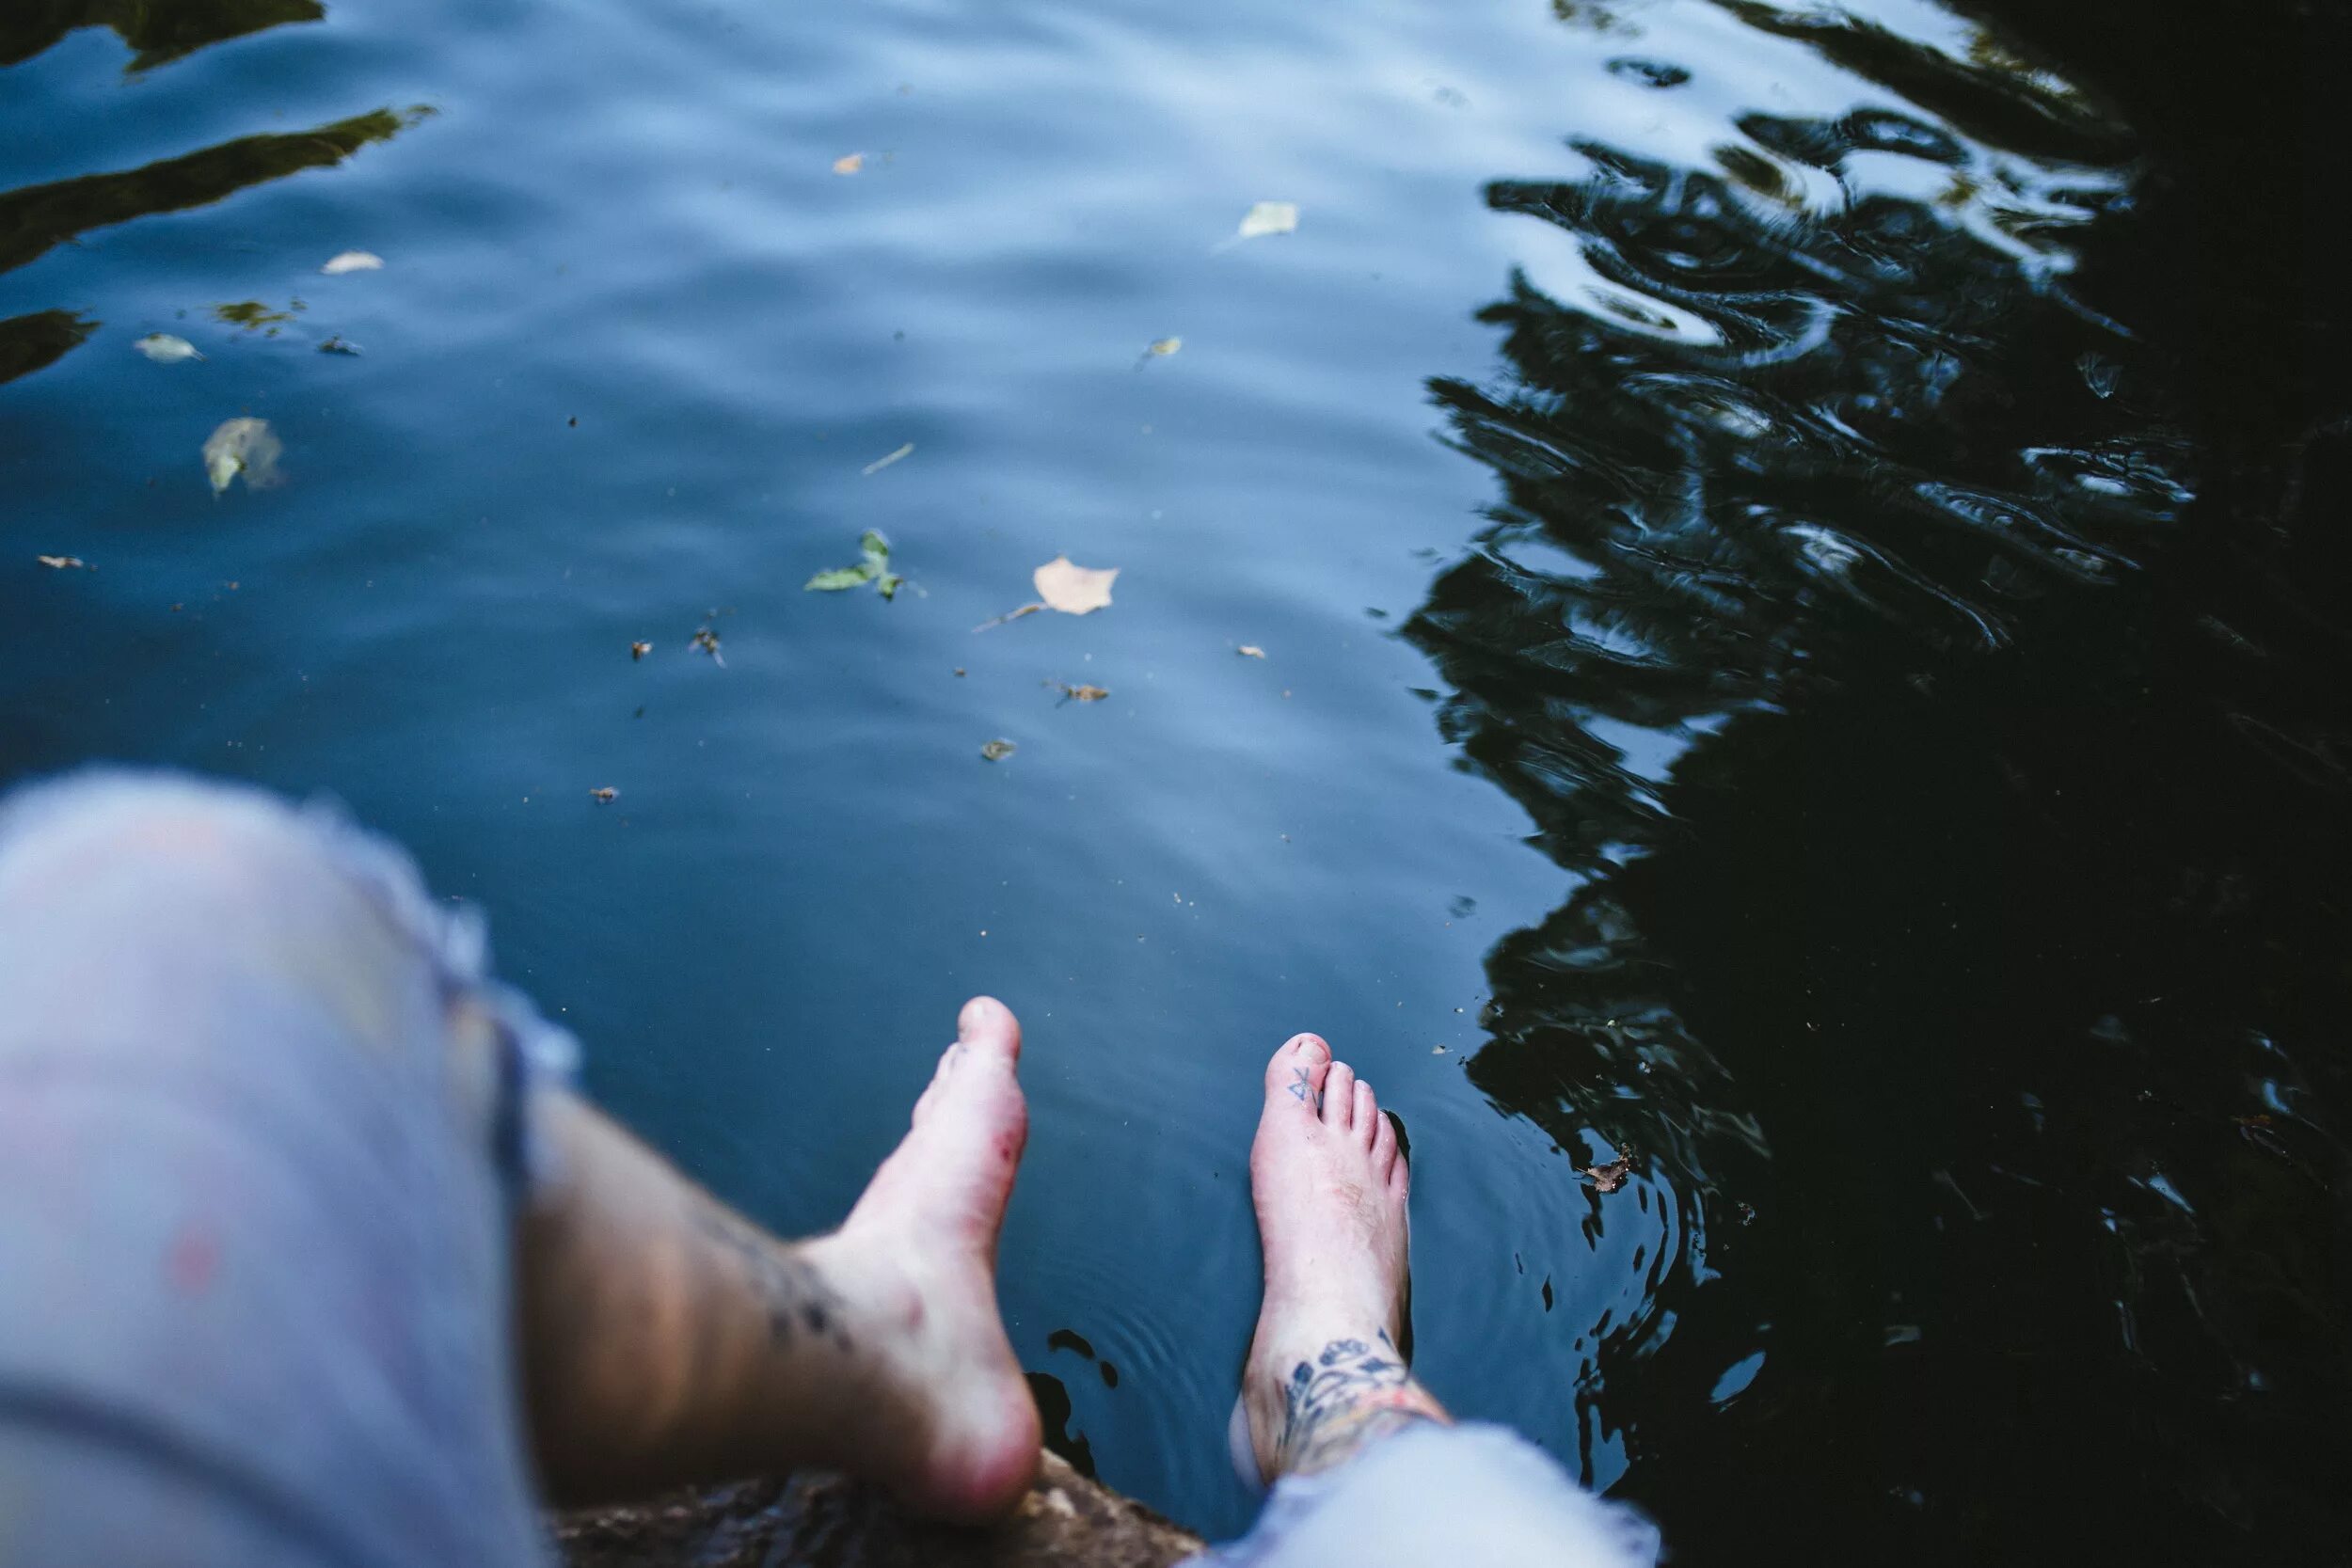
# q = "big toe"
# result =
<box><xmin>1263</xmin><ymin>1032</ymin><xmax>1333</xmax><ymax>1107</ymax></box>
<box><xmin>957</xmin><ymin>995</ymin><xmax>1022</xmax><ymax>1068</ymax></box>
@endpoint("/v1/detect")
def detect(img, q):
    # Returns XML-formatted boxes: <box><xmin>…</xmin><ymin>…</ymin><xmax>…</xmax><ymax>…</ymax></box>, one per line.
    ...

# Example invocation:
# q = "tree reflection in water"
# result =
<box><xmin>0</xmin><ymin>5</ymin><xmax>418</xmax><ymax>386</ymax></box>
<box><xmin>1410</xmin><ymin>1</ymin><xmax>2348</xmax><ymax>1560</ymax></box>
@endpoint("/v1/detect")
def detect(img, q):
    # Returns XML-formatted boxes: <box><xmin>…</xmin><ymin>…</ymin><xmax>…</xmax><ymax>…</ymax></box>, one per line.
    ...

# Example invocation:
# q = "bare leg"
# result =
<box><xmin>520</xmin><ymin>996</ymin><xmax>1041</xmax><ymax>1521</ymax></box>
<box><xmin>1241</xmin><ymin>1034</ymin><xmax>1450</xmax><ymax>1481</ymax></box>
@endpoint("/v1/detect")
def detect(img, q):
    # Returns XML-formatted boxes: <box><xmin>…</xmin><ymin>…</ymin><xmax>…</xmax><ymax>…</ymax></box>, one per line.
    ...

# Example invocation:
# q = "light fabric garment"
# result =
<box><xmin>1186</xmin><ymin>1421</ymin><xmax>1659</xmax><ymax>1568</ymax></box>
<box><xmin>0</xmin><ymin>770</ymin><xmax>1659</xmax><ymax>1568</ymax></box>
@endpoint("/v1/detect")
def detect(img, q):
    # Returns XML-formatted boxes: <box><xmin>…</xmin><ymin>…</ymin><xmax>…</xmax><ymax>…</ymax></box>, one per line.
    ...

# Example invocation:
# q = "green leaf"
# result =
<box><xmin>804</xmin><ymin>563</ymin><xmax>877</xmax><ymax>591</ymax></box>
<box><xmin>875</xmin><ymin>572</ymin><xmax>904</xmax><ymax>600</ymax></box>
<box><xmin>859</xmin><ymin>529</ymin><xmax>890</xmax><ymax>563</ymax></box>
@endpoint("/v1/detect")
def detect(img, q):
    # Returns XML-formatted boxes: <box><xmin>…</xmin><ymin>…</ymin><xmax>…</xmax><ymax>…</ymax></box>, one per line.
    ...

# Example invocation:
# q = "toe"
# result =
<box><xmin>1264</xmin><ymin>1033</ymin><xmax>1332</xmax><ymax>1111</ymax></box>
<box><xmin>1353</xmin><ymin>1080</ymin><xmax>1378</xmax><ymax>1146</ymax></box>
<box><xmin>1324</xmin><ymin>1061</ymin><xmax>1357</xmax><ymax>1130</ymax></box>
<box><xmin>958</xmin><ymin>996</ymin><xmax>1022</xmax><ymax>1068</ymax></box>
<box><xmin>1372</xmin><ymin>1104</ymin><xmax>1399</xmax><ymax>1177</ymax></box>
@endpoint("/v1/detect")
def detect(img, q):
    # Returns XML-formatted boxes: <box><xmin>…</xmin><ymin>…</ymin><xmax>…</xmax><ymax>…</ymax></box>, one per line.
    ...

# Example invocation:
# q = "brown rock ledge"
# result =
<box><xmin>555</xmin><ymin>1451</ymin><xmax>1205</xmax><ymax>1568</ymax></box>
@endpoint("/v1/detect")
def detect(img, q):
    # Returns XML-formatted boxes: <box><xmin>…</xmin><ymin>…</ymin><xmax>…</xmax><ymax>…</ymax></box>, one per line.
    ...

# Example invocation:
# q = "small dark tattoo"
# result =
<box><xmin>691</xmin><ymin>1201</ymin><xmax>851</xmax><ymax>1353</ymax></box>
<box><xmin>1278</xmin><ymin>1329</ymin><xmax>1433</xmax><ymax>1473</ymax></box>
<box><xmin>1287</xmin><ymin>1066</ymin><xmax>1325</xmax><ymax>1113</ymax></box>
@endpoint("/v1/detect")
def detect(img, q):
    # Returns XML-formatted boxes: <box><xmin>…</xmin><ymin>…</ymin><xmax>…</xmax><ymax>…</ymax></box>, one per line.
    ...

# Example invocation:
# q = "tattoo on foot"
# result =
<box><xmin>691</xmin><ymin>1200</ymin><xmax>852</xmax><ymax>1352</ymax></box>
<box><xmin>1287</xmin><ymin>1066</ymin><xmax>1324</xmax><ymax>1114</ymax></box>
<box><xmin>1278</xmin><ymin>1330</ymin><xmax>1437</xmax><ymax>1473</ymax></box>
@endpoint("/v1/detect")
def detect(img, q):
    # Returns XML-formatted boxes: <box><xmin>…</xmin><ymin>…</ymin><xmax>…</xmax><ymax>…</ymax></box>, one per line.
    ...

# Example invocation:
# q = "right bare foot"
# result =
<box><xmin>1240</xmin><ymin>1033</ymin><xmax>1448</xmax><ymax>1481</ymax></box>
<box><xmin>807</xmin><ymin>997</ymin><xmax>1042</xmax><ymax>1522</ymax></box>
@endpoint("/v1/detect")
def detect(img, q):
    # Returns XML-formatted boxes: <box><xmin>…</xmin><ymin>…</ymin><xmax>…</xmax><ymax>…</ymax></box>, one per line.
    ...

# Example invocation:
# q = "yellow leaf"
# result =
<box><xmin>834</xmin><ymin>152</ymin><xmax>865</xmax><ymax>175</ymax></box>
<box><xmin>1033</xmin><ymin>556</ymin><xmax>1119</xmax><ymax>615</ymax></box>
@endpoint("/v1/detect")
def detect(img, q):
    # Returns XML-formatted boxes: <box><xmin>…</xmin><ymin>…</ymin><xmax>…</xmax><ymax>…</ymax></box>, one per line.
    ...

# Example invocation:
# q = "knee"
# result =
<box><xmin>0</xmin><ymin>770</ymin><xmax>329</xmax><ymax>906</ymax></box>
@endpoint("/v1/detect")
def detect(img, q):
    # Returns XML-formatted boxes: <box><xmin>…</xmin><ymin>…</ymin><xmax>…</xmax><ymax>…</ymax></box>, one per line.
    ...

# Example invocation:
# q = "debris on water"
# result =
<box><xmin>134</xmin><ymin>333</ymin><xmax>203</xmax><ymax>363</ymax></box>
<box><xmin>629</xmin><ymin>641</ymin><xmax>652</xmax><ymax>660</ymax></box>
<box><xmin>1584</xmin><ymin>1146</ymin><xmax>1637</xmax><ymax>1194</ymax></box>
<box><xmin>211</xmin><ymin>300</ymin><xmax>301</xmax><ymax>336</ymax></box>
<box><xmin>202</xmin><ymin>418</ymin><xmax>281</xmax><ymax>495</ymax></box>
<box><xmin>36</xmin><ymin>555</ymin><xmax>93</xmax><ymax>570</ymax></box>
<box><xmin>833</xmin><ymin>152</ymin><xmax>865</xmax><ymax>175</ymax></box>
<box><xmin>1051</xmin><ymin>682</ymin><xmax>1110</xmax><ymax>703</ymax></box>
<box><xmin>980</xmin><ymin>738</ymin><xmax>1017</xmax><ymax>761</ymax></box>
<box><xmin>1237</xmin><ymin>644</ymin><xmax>1266</xmax><ymax>658</ymax></box>
<box><xmin>691</xmin><ymin>626</ymin><xmax>725</xmax><ymax>666</ymax></box>
<box><xmin>2077</xmin><ymin>351</ymin><xmax>2121</xmax><ymax>399</ymax></box>
<box><xmin>952</xmin><ymin>666</ymin><xmax>966</xmax><ymax>677</ymax></box>
<box><xmin>1036</xmin><ymin>556</ymin><xmax>1117</xmax><ymax>612</ymax></box>
<box><xmin>1432</xmin><ymin>1044</ymin><xmax>1448</xmax><ymax>1054</ymax></box>
<box><xmin>589</xmin><ymin>786</ymin><xmax>618</xmax><ymax>803</ymax></box>
<box><xmin>977</xmin><ymin>556</ymin><xmax>1119</xmax><ymax>628</ymax></box>
<box><xmin>321</xmin><ymin>250</ymin><xmax>384</xmax><ymax>275</ymax></box>
<box><xmin>317</xmin><ymin>335</ymin><xmax>363</xmax><ymax>356</ymax></box>
<box><xmin>861</xmin><ymin>442</ymin><xmax>914</xmax><ymax>475</ymax></box>
<box><xmin>1135</xmin><ymin>336</ymin><xmax>1182</xmax><ymax>368</ymax></box>
<box><xmin>1221</xmin><ymin>201</ymin><xmax>1297</xmax><ymax>248</ymax></box>
<box><xmin>804</xmin><ymin>529</ymin><xmax>902</xmax><ymax>598</ymax></box>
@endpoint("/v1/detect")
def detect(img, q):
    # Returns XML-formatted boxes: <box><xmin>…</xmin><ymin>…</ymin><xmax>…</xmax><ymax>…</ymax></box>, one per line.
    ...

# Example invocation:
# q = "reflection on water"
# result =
<box><xmin>1</xmin><ymin>0</ymin><xmax>323</xmax><ymax>73</ymax></box>
<box><xmin>1</xmin><ymin>6</ymin><xmax>417</xmax><ymax>384</ymax></box>
<box><xmin>0</xmin><ymin>107</ymin><xmax>425</xmax><ymax>278</ymax></box>
<box><xmin>1418</xmin><ymin>0</ymin><xmax>2347</xmax><ymax>1559</ymax></box>
<box><xmin>0</xmin><ymin>308</ymin><xmax>96</xmax><ymax>387</ymax></box>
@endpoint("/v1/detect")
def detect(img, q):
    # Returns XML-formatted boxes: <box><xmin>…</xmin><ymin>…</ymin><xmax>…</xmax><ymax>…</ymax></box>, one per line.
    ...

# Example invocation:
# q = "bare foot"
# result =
<box><xmin>1240</xmin><ymin>1034</ymin><xmax>1448</xmax><ymax>1481</ymax></box>
<box><xmin>807</xmin><ymin>997</ymin><xmax>1042</xmax><ymax>1522</ymax></box>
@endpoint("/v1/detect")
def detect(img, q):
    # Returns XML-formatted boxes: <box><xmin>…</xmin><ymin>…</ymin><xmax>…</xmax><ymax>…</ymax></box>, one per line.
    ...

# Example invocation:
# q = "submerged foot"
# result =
<box><xmin>814</xmin><ymin>996</ymin><xmax>1041</xmax><ymax>1522</ymax></box>
<box><xmin>1241</xmin><ymin>1034</ymin><xmax>1446</xmax><ymax>1481</ymax></box>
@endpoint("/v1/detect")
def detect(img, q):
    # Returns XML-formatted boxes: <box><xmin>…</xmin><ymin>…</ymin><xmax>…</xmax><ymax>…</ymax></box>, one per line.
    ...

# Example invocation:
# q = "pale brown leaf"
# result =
<box><xmin>1034</xmin><ymin>556</ymin><xmax>1119</xmax><ymax>615</ymax></box>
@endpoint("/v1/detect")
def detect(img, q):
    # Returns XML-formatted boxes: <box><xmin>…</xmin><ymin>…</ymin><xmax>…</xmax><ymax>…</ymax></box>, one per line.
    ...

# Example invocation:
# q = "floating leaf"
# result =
<box><xmin>321</xmin><ymin>250</ymin><xmax>384</xmax><ymax>274</ymax></box>
<box><xmin>630</xmin><ymin>641</ymin><xmax>652</xmax><ymax>660</ymax></box>
<box><xmin>36</xmin><ymin>554</ymin><xmax>92</xmax><ymax>570</ymax></box>
<box><xmin>1135</xmin><ymin>336</ymin><xmax>1182</xmax><ymax>369</ymax></box>
<box><xmin>134</xmin><ymin>333</ymin><xmax>202</xmax><ymax>364</ymax></box>
<box><xmin>805</xmin><ymin>530</ymin><xmax>899</xmax><ymax>596</ymax></box>
<box><xmin>833</xmin><ymin>152</ymin><xmax>865</xmax><ymax>175</ymax></box>
<box><xmin>590</xmin><ymin>786</ymin><xmax>619</xmax><ymax>803</ymax></box>
<box><xmin>212</xmin><ymin>299</ymin><xmax>299</xmax><ymax>335</ymax></box>
<box><xmin>1034</xmin><ymin>556</ymin><xmax>1118</xmax><ymax>614</ymax></box>
<box><xmin>1584</xmin><ymin>1146</ymin><xmax>1637</xmax><ymax>1194</ymax></box>
<box><xmin>1049</xmin><ymin>681</ymin><xmax>1110</xmax><ymax>703</ymax></box>
<box><xmin>317</xmin><ymin>335</ymin><xmax>363</xmax><ymax>356</ymax></box>
<box><xmin>202</xmin><ymin>417</ymin><xmax>282</xmax><ymax>495</ymax></box>
<box><xmin>1237</xmin><ymin>644</ymin><xmax>1265</xmax><ymax>658</ymax></box>
<box><xmin>1234</xmin><ymin>201</ymin><xmax>1297</xmax><ymax>240</ymax></box>
<box><xmin>862</xmin><ymin>441</ymin><xmax>914</xmax><ymax>475</ymax></box>
<box><xmin>691</xmin><ymin>626</ymin><xmax>726</xmax><ymax>666</ymax></box>
<box><xmin>980</xmin><ymin>738</ymin><xmax>1016</xmax><ymax>761</ymax></box>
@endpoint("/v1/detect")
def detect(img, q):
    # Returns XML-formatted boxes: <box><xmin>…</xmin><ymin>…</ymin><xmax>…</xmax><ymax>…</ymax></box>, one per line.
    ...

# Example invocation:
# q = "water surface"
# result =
<box><xmin>5</xmin><ymin>0</ymin><xmax>2346</xmax><ymax>1558</ymax></box>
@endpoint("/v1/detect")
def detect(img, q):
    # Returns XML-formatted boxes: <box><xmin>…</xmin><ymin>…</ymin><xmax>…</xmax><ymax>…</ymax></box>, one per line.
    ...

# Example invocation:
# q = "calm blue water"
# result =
<box><xmin>7</xmin><ymin>0</ymin><xmax>2347</xmax><ymax>1558</ymax></box>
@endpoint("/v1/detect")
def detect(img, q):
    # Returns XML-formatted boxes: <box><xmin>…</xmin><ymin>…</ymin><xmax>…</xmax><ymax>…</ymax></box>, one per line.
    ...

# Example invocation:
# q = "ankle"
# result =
<box><xmin>1245</xmin><ymin>1322</ymin><xmax>1445</xmax><ymax>1480</ymax></box>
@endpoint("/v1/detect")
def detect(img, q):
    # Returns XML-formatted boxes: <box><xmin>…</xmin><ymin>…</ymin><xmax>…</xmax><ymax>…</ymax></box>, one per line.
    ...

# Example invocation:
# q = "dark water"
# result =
<box><xmin>6</xmin><ymin>0</ymin><xmax>2347</xmax><ymax>1559</ymax></box>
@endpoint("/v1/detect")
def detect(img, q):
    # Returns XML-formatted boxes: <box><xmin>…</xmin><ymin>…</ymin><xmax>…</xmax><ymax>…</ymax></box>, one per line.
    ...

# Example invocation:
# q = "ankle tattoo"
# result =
<box><xmin>1277</xmin><ymin>1330</ymin><xmax>1438</xmax><ymax>1474</ymax></box>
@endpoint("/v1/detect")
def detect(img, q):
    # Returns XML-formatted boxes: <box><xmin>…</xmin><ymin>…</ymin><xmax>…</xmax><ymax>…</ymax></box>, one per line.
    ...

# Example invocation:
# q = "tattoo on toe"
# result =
<box><xmin>1287</xmin><ymin>1066</ymin><xmax>1324</xmax><ymax>1114</ymax></box>
<box><xmin>1278</xmin><ymin>1329</ymin><xmax>1435</xmax><ymax>1473</ymax></box>
<box><xmin>691</xmin><ymin>1201</ymin><xmax>852</xmax><ymax>1352</ymax></box>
